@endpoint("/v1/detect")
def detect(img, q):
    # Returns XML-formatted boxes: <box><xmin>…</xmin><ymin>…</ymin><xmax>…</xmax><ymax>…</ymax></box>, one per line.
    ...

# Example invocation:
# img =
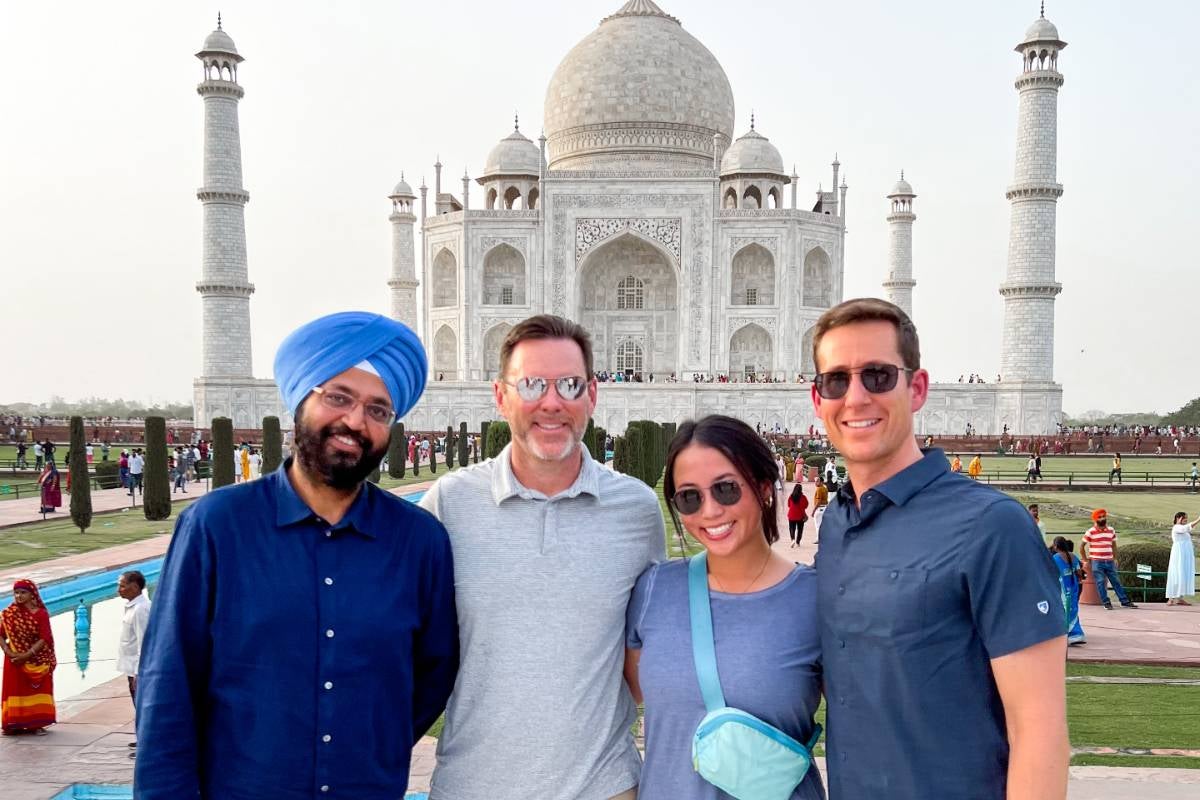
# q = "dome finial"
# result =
<box><xmin>514</xmin><ymin>111</ymin><xmax>520</xmax><ymax>131</ymax></box>
<box><xmin>901</xmin><ymin>169</ymin><xmax>905</xmax><ymax>180</ymax></box>
<box><xmin>217</xmin><ymin>11</ymin><xmax>222</xmax><ymax>30</ymax></box>
<box><xmin>1040</xmin><ymin>1</ymin><xmax>1045</xmax><ymax>18</ymax></box>
<box><xmin>750</xmin><ymin>110</ymin><xmax>755</xmax><ymax>131</ymax></box>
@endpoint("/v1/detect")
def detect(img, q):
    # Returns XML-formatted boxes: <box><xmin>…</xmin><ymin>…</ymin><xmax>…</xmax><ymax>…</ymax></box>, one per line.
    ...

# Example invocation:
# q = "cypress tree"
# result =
<box><xmin>143</xmin><ymin>417</ymin><xmax>171</xmax><ymax>520</ymax></box>
<box><xmin>480</xmin><ymin>421</ymin><xmax>491</xmax><ymax>458</ymax></box>
<box><xmin>585</xmin><ymin>418</ymin><xmax>596</xmax><ymax>458</ymax></box>
<box><xmin>429</xmin><ymin>436</ymin><xmax>438</xmax><ymax>473</ymax></box>
<box><xmin>261</xmin><ymin>416</ymin><xmax>283</xmax><ymax>474</ymax></box>
<box><xmin>625</xmin><ymin>425</ymin><xmax>647</xmax><ymax>486</ymax></box>
<box><xmin>446</xmin><ymin>426</ymin><xmax>455</xmax><ymax>469</ymax></box>
<box><xmin>484</xmin><ymin>421</ymin><xmax>511</xmax><ymax>458</ymax></box>
<box><xmin>592</xmin><ymin>426</ymin><xmax>607</xmax><ymax>463</ymax></box>
<box><xmin>388</xmin><ymin>423</ymin><xmax>406</xmax><ymax>478</ymax></box>
<box><xmin>458</xmin><ymin>422</ymin><xmax>469</xmax><ymax>467</ymax></box>
<box><xmin>68</xmin><ymin>416</ymin><xmax>91</xmax><ymax>534</ymax></box>
<box><xmin>412</xmin><ymin>436</ymin><xmax>421</xmax><ymax>476</ymax></box>
<box><xmin>612</xmin><ymin>435</ymin><xmax>629</xmax><ymax>476</ymax></box>
<box><xmin>211</xmin><ymin>417</ymin><xmax>236</xmax><ymax>488</ymax></box>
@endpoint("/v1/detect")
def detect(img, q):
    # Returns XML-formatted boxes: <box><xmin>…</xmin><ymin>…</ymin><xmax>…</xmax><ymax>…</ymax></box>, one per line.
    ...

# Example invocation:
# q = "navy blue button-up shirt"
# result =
<box><xmin>816</xmin><ymin>449</ymin><xmax>1063</xmax><ymax>799</ymax></box>
<box><xmin>135</xmin><ymin>462</ymin><xmax>458</xmax><ymax>799</ymax></box>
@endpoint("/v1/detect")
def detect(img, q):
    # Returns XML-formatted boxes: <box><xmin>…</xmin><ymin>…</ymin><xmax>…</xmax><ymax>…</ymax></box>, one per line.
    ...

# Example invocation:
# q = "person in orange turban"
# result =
<box><xmin>1091</xmin><ymin>508</ymin><xmax>1107</xmax><ymax>523</ymax></box>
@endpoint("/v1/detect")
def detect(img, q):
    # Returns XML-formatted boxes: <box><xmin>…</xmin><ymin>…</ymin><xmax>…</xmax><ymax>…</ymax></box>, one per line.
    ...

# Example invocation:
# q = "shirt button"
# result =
<box><xmin>325</xmin><ymin>629</ymin><xmax>335</xmax><ymax>638</ymax></box>
<box><xmin>324</xmin><ymin>531</ymin><xmax>332</xmax><ymax>538</ymax></box>
<box><xmin>324</xmin><ymin>681</ymin><xmax>333</xmax><ymax>690</ymax></box>
<box><xmin>839</xmin><ymin>640</ymin><xmax>846</xmax><ymax>649</ymax></box>
<box><xmin>324</xmin><ymin>577</ymin><xmax>334</xmax><ymax>586</ymax></box>
<box><xmin>322</xmin><ymin>734</ymin><xmax>332</xmax><ymax>743</ymax></box>
<box><xmin>890</xmin><ymin>570</ymin><xmax>899</xmax><ymax>580</ymax></box>
<box><xmin>838</xmin><ymin>696</ymin><xmax>846</xmax><ymax>705</ymax></box>
<box><xmin>320</xmin><ymin>786</ymin><xmax>329</xmax><ymax>793</ymax></box>
<box><xmin>837</xmin><ymin>585</ymin><xmax>845</xmax><ymax>595</ymax></box>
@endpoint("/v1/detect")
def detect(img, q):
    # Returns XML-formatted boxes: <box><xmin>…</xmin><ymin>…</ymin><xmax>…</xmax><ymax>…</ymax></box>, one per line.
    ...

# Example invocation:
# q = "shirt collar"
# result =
<box><xmin>273</xmin><ymin>458</ymin><xmax>378</xmax><ymax>538</ymax></box>
<box><xmin>839</xmin><ymin>448</ymin><xmax>950</xmax><ymax>509</ymax></box>
<box><xmin>490</xmin><ymin>443</ymin><xmax>600</xmax><ymax>504</ymax></box>
<box><xmin>125</xmin><ymin>593</ymin><xmax>149</xmax><ymax>610</ymax></box>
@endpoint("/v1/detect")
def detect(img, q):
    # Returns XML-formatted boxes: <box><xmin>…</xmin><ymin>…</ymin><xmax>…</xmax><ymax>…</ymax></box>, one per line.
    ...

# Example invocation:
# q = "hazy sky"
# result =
<box><xmin>3</xmin><ymin>0</ymin><xmax>1197</xmax><ymax>417</ymax></box>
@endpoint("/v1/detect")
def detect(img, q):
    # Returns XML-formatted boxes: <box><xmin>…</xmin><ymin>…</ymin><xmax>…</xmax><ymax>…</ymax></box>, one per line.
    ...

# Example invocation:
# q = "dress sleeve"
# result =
<box><xmin>133</xmin><ymin>506</ymin><xmax>214</xmax><ymax>799</ymax></box>
<box><xmin>411</xmin><ymin>517</ymin><xmax>460</xmax><ymax>740</ymax></box>
<box><xmin>964</xmin><ymin>499</ymin><xmax>1066</xmax><ymax>659</ymax></box>
<box><xmin>626</xmin><ymin>563</ymin><xmax>659</xmax><ymax>649</ymax></box>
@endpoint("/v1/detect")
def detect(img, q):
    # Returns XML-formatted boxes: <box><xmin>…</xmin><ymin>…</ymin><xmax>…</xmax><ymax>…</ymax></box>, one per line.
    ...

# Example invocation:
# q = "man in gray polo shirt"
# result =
<box><xmin>420</xmin><ymin>315</ymin><xmax>665</xmax><ymax>800</ymax></box>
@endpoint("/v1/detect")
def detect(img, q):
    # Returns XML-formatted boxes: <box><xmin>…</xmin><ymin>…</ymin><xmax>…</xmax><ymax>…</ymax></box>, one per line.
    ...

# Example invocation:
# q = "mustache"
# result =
<box><xmin>321</xmin><ymin>424</ymin><xmax>371</xmax><ymax>450</ymax></box>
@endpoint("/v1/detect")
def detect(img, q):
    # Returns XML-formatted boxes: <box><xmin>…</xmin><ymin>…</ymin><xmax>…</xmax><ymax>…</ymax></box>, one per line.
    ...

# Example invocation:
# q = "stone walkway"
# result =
<box><xmin>0</xmin><ymin>480</ymin><xmax>215</xmax><ymax>530</ymax></box>
<box><xmin>2</xmin><ymin>477</ymin><xmax>1197</xmax><ymax>798</ymax></box>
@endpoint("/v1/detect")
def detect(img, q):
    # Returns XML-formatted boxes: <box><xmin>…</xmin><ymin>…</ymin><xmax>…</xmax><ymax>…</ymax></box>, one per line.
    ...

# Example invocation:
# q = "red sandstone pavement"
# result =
<box><xmin>1</xmin><ymin>478</ymin><xmax>1197</xmax><ymax>798</ymax></box>
<box><xmin>0</xmin><ymin>481</ymin><xmax>215</xmax><ymax>530</ymax></box>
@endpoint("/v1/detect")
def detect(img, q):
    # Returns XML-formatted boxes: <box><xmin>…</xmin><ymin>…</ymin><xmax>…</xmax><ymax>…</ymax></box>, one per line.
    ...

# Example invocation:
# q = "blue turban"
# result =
<box><xmin>273</xmin><ymin>312</ymin><xmax>428</xmax><ymax>417</ymax></box>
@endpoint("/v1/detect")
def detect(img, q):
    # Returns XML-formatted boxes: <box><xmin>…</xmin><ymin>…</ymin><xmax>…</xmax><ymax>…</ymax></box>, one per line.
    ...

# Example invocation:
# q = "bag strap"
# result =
<box><xmin>688</xmin><ymin>551</ymin><xmax>727</xmax><ymax>712</ymax></box>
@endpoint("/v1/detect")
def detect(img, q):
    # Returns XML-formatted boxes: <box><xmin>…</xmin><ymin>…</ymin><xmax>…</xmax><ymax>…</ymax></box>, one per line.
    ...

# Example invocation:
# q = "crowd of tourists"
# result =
<box><xmin>4</xmin><ymin>299</ymin><xmax>1197</xmax><ymax>800</ymax></box>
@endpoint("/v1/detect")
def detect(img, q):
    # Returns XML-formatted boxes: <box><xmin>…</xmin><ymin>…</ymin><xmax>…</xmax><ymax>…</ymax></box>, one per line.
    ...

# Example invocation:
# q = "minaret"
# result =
<box><xmin>1000</xmin><ymin>6</ymin><xmax>1066</xmax><ymax>383</ymax></box>
<box><xmin>831</xmin><ymin>155</ymin><xmax>841</xmax><ymax>216</ymax></box>
<box><xmin>388</xmin><ymin>175</ymin><xmax>419</xmax><ymax>330</ymax></box>
<box><xmin>883</xmin><ymin>172</ymin><xmax>917</xmax><ymax>318</ymax></box>
<box><xmin>195</xmin><ymin>17</ymin><xmax>254</xmax><ymax>379</ymax></box>
<box><xmin>838</xmin><ymin>177</ymin><xmax>848</xmax><ymax>221</ymax></box>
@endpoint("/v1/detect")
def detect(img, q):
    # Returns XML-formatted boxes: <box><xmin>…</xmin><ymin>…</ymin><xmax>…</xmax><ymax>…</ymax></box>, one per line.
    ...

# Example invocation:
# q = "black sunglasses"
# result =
<box><xmin>813</xmin><ymin>364</ymin><xmax>913</xmax><ymax>400</ymax></box>
<box><xmin>670</xmin><ymin>479</ymin><xmax>743</xmax><ymax>515</ymax></box>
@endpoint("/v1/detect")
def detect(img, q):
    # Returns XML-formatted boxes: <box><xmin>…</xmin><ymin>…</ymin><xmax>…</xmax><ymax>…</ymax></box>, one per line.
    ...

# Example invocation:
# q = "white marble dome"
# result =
<box><xmin>720</xmin><ymin>128</ymin><xmax>784</xmax><ymax>176</ymax></box>
<box><xmin>543</xmin><ymin>0</ymin><xmax>735</xmax><ymax>170</ymax></box>
<box><xmin>482</xmin><ymin>127</ymin><xmax>541</xmax><ymax>178</ymax></box>
<box><xmin>1022</xmin><ymin>16</ymin><xmax>1061</xmax><ymax>44</ymax></box>
<box><xmin>201</xmin><ymin>28</ymin><xmax>239</xmax><ymax>55</ymax></box>
<box><xmin>888</xmin><ymin>175</ymin><xmax>914</xmax><ymax>196</ymax></box>
<box><xmin>390</xmin><ymin>175</ymin><xmax>414</xmax><ymax>197</ymax></box>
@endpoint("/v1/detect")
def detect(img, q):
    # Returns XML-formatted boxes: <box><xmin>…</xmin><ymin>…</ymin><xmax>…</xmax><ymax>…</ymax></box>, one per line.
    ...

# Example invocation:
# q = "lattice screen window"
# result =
<box><xmin>501</xmin><ymin>286</ymin><xmax>513</xmax><ymax>305</ymax></box>
<box><xmin>617</xmin><ymin>276</ymin><xmax>644</xmax><ymax>310</ymax></box>
<box><xmin>745</xmin><ymin>288</ymin><xmax>758</xmax><ymax>305</ymax></box>
<box><xmin>616</xmin><ymin>340</ymin><xmax>644</xmax><ymax>373</ymax></box>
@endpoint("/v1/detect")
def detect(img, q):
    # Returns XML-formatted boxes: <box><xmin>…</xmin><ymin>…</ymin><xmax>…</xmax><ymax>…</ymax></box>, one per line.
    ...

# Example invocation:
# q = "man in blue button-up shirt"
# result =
<box><xmin>134</xmin><ymin>313</ymin><xmax>458</xmax><ymax>799</ymax></box>
<box><xmin>809</xmin><ymin>299</ymin><xmax>1068</xmax><ymax>799</ymax></box>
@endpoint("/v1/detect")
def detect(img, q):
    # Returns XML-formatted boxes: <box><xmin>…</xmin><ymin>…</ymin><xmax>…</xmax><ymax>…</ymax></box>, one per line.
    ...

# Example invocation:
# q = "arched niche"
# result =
<box><xmin>803</xmin><ymin>247</ymin><xmax>832</xmax><ymax>307</ymax></box>
<box><xmin>432</xmin><ymin>248</ymin><xmax>457</xmax><ymax>307</ymax></box>
<box><xmin>482</xmin><ymin>323</ymin><xmax>511</xmax><ymax>380</ymax></box>
<box><xmin>742</xmin><ymin>185</ymin><xmax>762</xmax><ymax>209</ymax></box>
<box><xmin>482</xmin><ymin>244</ymin><xmax>526</xmax><ymax>305</ymax></box>
<box><xmin>730</xmin><ymin>243</ymin><xmax>775</xmax><ymax>306</ymax></box>
<box><xmin>433</xmin><ymin>325</ymin><xmax>457</xmax><ymax>379</ymax></box>
<box><xmin>729</xmin><ymin>323</ymin><xmax>772</xmax><ymax>378</ymax></box>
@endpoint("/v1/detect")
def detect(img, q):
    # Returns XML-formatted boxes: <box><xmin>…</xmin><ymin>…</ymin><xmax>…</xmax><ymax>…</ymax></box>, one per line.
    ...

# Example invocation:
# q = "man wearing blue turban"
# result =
<box><xmin>135</xmin><ymin>312</ymin><xmax>459</xmax><ymax>800</ymax></box>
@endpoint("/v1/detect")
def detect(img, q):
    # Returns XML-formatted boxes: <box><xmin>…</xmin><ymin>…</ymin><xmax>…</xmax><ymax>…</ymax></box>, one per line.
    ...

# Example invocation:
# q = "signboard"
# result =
<box><xmin>1136</xmin><ymin>563</ymin><xmax>1153</xmax><ymax>581</ymax></box>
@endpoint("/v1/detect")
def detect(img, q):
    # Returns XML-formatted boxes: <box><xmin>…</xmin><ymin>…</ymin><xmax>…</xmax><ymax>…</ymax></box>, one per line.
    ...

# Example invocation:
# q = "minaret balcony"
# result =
<box><xmin>196</xmin><ymin>281</ymin><xmax>255</xmax><ymax>297</ymax></box>
<box><xmin>197</xmin><ymin>188</ymin><xmax>250</xmax><ymax>203</ymax></box>
<box><xmin>196</xmin><ymin>80</ymin><xmax>245</xmax><ymax>99</ymax></box>
<box><xmin>1004</xmin><ymin>183</ymin><xmax>1063</xmax><ymax>201</ymax></box>
<box><xmin>1014</xmin><ymin>71</ymin><xmax>1064</xmax><ymax>90</ymax></box>
<box><xmin>998</xmin><ymin>281</ymin><xmax>1062</xmax><ymax>298</ymax></box>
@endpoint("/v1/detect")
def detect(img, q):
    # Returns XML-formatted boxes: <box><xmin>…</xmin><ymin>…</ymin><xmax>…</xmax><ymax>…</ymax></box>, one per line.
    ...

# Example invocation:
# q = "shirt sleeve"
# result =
<box><xmin>417</xmin><ymin>480</ymin><xmax>441</xmax><ymax>518</ymax></box>
<box><xmin>964</xmin><ymin>499</ymin><xmax>1066</xmax><ymax>659</ymax></box>
<box><xmin>411</xmin><ymin>515</ymin><xmax>460</xmax><ymax>740</ymax></box>
<box><xmin>625</xmin><ymin>563</ymin><xmax>659</xmax><ymax>649</ymax></box>
<box><xmin>133</xmin><ymin>506</ymin><xmax>213</xmax><ymax>799</ymax></box>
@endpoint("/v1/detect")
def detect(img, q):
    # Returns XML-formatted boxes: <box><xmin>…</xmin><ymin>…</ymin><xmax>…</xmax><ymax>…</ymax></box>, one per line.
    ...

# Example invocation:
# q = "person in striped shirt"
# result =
<box><xmin>1081</xmin><ymin>509</ymin><xmax>1138</xmax><ymax>610</ymax></box>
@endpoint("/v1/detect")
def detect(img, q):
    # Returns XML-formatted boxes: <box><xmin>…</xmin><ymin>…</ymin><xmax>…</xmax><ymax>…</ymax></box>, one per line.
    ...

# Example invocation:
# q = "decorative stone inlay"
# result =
<box><xmin>729</xmin><ymin>236</ymin><xmax>778</xmax><ymax>258</ymax></box>
<box><xmin>575</xmin><ymin>217</ymin><xmax>681</xmax><ymax>265</ymax></box>
<box><xmin>727</xmin><ymin>316</ymin><xmax>777</xmax><ymax>336</ymax></box>
<box><xmin>547</xmin><ymin>169</ymin><xmax>716</xmax><ymax>179</ymax></box>
<box><xmin>480</xmin><ymin>236</ymin><xmax>526</xmax><ymax>256</ymax></box>
<box><xmin>551</xmin><ymin>193</ymin><xmax>710</xmax><ymax>362</ymax></box>
<box><xmin>718</xmin><ymin>209</ymin><xmax>844</xmax><ymax>228</ymax></box>
<box><xmin>465</xmin><ymin>210</ymin><xmax>540</xmax><ymax>219</ymax></box>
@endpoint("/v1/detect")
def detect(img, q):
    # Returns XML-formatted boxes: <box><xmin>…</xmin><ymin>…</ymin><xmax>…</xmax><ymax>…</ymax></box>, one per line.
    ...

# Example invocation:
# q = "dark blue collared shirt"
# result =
<box><xmin>816</xmin><ymin>449</ymin><xmax>1063</xmax><ymax>799</ymax></box>
<box><xmin>135</xmin><ymin>461</ymin><xmax>458</xmax><ymax>799</ymax></box>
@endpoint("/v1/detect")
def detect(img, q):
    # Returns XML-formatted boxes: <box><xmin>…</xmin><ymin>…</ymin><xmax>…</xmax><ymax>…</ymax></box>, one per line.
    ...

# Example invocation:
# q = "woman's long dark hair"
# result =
<box><xmin>790</xmin><ymin>483</ymin><xmax>804</xmax><ymax>503</ymax></box>
<box><xmin>664</xmin><ymin>415</ymin><xmax>780</xmax><ymax>545</ymax></box>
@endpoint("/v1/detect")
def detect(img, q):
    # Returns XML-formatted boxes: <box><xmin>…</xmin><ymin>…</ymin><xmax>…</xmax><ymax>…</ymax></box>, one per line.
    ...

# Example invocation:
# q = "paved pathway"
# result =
<box><xmin>0</xmin><ymin>480</ymin><xmax>215</xmax><ymax>530</ymax></box>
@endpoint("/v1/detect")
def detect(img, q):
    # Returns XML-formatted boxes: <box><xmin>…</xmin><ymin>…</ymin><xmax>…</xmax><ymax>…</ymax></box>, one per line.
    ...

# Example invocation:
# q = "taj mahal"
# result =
<box><xmin>192</xmin><ymin>1</ymin><xmax>1067</xmax><ymax>436</ymax></box>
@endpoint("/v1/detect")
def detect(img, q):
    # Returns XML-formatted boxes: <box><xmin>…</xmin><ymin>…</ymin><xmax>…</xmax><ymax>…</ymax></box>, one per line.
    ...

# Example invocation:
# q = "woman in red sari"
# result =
<box><xmin>1</xmin><ymin>579</ymin><xmax>57</xmax><ymax>733</ymax></box>
<box><xmin>38</xmin><ymin>463</ymin><xmax>62</xmax><ymax>513</ymax></box>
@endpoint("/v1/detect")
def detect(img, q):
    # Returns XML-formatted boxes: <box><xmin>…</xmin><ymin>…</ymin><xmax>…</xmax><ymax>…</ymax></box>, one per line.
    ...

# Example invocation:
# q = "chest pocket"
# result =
<box><xmin>840</xmin><ymin>566</ymin><xmax>928</xmax><ymax>639</ymax></box>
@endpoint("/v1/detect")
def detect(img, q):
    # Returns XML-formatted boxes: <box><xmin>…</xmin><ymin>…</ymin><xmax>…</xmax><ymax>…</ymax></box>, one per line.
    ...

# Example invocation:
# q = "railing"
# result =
<box><xmin>1111</xmin><ymin>569</ymin><xmax>1199</xmax><ymax>603</ymax></box>
<box><xmin>976</xmin><ymin>470</ymin><xmax>1200</xmax><ymax>487</ymax></box>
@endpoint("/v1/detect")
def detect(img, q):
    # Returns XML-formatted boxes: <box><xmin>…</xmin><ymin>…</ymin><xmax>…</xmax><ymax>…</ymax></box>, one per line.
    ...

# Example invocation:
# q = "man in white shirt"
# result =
<box><xmin>128</xmin><ymin>450</ymin><xmax>145</xmax><ymax>496</ymax></box>
<box><xmin>117</xmin><ymin>570</ymin><xmax>152</xmax><ymax>758</ymax></box>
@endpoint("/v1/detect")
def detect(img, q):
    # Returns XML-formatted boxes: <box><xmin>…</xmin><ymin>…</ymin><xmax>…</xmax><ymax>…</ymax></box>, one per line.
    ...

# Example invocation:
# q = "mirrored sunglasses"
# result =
<box><xmin>503</xmin><ymin>376</ymin><xmax>588</xmax><ymax>402</ymax></box>
<box><xmin>670</xmin><ymin>479</ymin><xmax>743</xmax><ymax>515</ymax></box>
<box><xmin>813</xmin><ymin>364</ymin><xmax>913</xmax><ymax>400</ymax></box>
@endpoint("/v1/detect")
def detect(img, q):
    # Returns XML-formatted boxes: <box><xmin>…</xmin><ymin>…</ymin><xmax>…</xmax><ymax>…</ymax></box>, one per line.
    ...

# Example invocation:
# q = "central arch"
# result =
<box><xmin>579</xmin><ymin>233</ymin><xmax>679</xmax><ymax>377</ymax></box>
<box><xmin>729</xmin><ymin>323</ymin><xmax>772</xmax><ymax>378</ymax></box>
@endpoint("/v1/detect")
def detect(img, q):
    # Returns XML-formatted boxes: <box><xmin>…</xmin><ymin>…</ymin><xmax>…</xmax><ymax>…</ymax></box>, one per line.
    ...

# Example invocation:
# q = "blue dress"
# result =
<box><xmin>1052</xmin><ymin>552</ymin><xmax>1085</xmax><ymax>643</ymax></box>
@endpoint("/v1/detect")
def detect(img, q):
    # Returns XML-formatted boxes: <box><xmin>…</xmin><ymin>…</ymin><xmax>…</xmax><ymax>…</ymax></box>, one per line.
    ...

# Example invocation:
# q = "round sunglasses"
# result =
<box><xmin>500</xmin><ymin>375</ymin><xmax>589</xmax><ymax>402</ymax></box>
<box><xmin>813</xmin><ymin>364</ymin><xmax>914</xmax><ymax>400</ymax></box>
<box><xmin>670</xmin><ymin>479</ymin><xmax>744</xmax><ymax>515</ymax></box>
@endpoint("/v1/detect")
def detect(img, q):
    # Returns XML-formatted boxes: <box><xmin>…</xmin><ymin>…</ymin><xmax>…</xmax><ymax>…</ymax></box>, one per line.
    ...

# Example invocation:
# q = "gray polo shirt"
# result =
<box><xmin>419</xmin><ymin>443</ymin><xmax>665</xmax><ymax>800</ymax></box>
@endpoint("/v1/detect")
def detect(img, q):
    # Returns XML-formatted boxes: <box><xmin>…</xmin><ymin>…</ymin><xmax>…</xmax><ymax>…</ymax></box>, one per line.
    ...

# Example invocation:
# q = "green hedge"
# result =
<box><xmin>211</xmin><ymin>418</ymin><xmax>235</xmax><ymax>488</ymax></box>
<box><xmin>1116</xmin><ymin>542</ymin><xmax>1174</xmax><ymax>602</ymax></box>
<box><xmin>261</xmin><ymin>416</ymin><xmax>283</xmax><ymax>474</ymax></box>
<box><xmin>68</xmin><ymin>416</ymin><xmax>92</xmax><ymax>533</ymax></box>
<box><xmin>143</xmin><ymin>417</ymin><xmax>171</xmax><ymax>520</ymax></box>
<box><xmin>592</xmin><ymin>426</ymin><xmax>608</xmax><ymax>464</ymax></box>
<box><xmin>485</xmin><ymin>421</ymin><xmax>511</xmax><ymax>459</ymax></box>
<box><xmin>94</xmin><ymin>460</ymin><xmax>121</xmax><ymax>490</ymax></box>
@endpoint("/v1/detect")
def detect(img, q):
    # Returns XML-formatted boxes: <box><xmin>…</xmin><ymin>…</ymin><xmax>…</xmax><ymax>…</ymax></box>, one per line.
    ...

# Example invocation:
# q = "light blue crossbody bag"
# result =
<box><xmin>688</xmin><ymin>551</ymin><xmax>821</xmax><ymax>800</ymax></box>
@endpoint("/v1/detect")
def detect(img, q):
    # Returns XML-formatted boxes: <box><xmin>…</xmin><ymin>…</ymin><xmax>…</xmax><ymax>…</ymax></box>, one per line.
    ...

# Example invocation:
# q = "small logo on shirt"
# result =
<box><xmin>1037</xmin><ymin>601</ymin><xmax>1050</xmax><ymax>615</ymax></box>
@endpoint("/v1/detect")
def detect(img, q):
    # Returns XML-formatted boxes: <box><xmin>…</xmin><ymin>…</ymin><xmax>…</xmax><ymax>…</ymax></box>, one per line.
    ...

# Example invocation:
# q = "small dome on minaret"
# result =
<box><xmin>888</xmin><ymin>171</ymin><xmax>915</xmax><ymax>198</ymax></box>
<box><xmin>390</xmin><ymin>173</ymin><xmax>415</xmax><ymax>198</ymax></box>
<box><xmin>199</xmin><ymin>15</ymin><xmax>241</xmax><ymax>59</ymax></box>
<box><xmin>481</xmin><ymin>115</ymin><xmax>542</xmax><ymax>180</ymax></box>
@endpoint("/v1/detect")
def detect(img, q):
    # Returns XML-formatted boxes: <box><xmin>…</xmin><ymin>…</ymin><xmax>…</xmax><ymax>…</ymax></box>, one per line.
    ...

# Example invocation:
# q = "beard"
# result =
<box><xmin>293</xmin><ymin>409</ymin><xmax>387</xmax><ymax>491</ymax></box>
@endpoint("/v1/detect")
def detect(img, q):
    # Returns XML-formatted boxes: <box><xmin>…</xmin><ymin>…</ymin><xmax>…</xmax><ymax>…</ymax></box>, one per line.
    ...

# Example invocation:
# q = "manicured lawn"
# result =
<box><xmin>1067</xmin><ymin>682</ymin><xmax>1200</xmax><ymax>749</ymax></box>
<box><xmin>0</xmin><ymin>506</ymin><xmax>186</xmax><ymax>570</ymax></box>
<box><xmin>1006</xmin><ymin>490</ymin><xmax>1197</xmax><ymax>540</ymax></box>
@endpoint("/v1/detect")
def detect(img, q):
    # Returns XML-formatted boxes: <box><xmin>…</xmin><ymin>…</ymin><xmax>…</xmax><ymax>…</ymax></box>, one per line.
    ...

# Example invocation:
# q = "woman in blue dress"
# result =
<box><xmin>625</xmin><ymin>415</ymin><xmax>824</xmax><ymax>799</ymax></box>
<box><xmin>1051</xmin><ymin>536</ymin><xmax>1086</xmax><ymax>645</ymax></box>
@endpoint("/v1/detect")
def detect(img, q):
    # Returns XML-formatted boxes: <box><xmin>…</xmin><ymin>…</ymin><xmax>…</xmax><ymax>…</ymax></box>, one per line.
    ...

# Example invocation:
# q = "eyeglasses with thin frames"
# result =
<box><xmin>813</xmin><ymin>364</ymin><xmax>914</xmax><ymax>400</ymax></box>
<box><xmin>500</xmin><ymin>375</ymin><xmax>590</xmax><ymax>403</ymax></box>
<box><xmin>311</xmin><ymin>386</ymin><xmax>396</xmax><ymax>426</ymax></box>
